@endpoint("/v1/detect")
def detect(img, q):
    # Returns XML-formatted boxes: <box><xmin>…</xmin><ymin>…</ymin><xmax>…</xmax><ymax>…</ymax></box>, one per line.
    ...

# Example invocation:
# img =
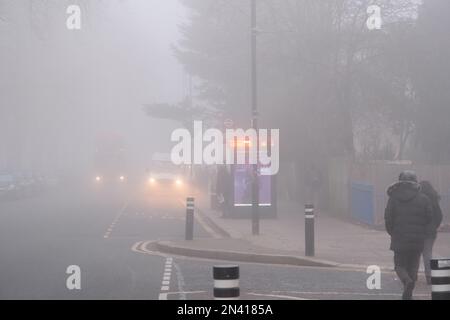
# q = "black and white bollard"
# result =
<box><xmin>305</xmin><ymin>204</ymin><xmax>315</xmax><ymax>257</ymax></box>
<box><xmin>185</xmin><ymin>197</ymin><xmax>195</xmax><ymax>241</ymax></box>
<box><xmin>213</xmin><ymin>265</ymin><xmax>240</xmax><ymax>300</ymax></box>
<box><xmin>431</xmin><ymin>258</ymin><xmax>450</xmax><ymax>300</ymax></box>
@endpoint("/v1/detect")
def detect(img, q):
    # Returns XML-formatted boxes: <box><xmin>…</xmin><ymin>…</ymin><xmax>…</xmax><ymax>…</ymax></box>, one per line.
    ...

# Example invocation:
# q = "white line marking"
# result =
<box><xmin>131</xmin><ymin>241</ymin><xmax>163</xmax><ymax>257</ymax></box>
<box><xmin>173</xmin><ymin>261</ymin><xmax>186</xmax><ymax>300</ymax></box>
<box><xmin>159</xmin><ymin>291</ymin><xmax>206</xmax><ymax>300</ymax></box>
<box><xmin>103</xmin><ymin>200</ymin><xmax>129</xmax><ymax>239</ymax></box>
<box><xmin>248</xmin><ymin>293</ymin><xmax>309</xmax><ymax>300</ymax></box>
<box><xmin>131</xmin><ymin>241</ymin><xmax>143</xmax><ymax>252</ymax></box>
<box><xmin>131</xmin><ymin>242</ymin><xmax>187</xmax><ymax>300</ymax></box>
<box><xmin>165</xmin><ymin>290</ymin><xmax>206</xmax><ymax>296</ymax></box>
<box><xmin>272</xmin><ymin>290</ymin><xmax>429</xmax><ymax>297</ymax></box>
<box><xmin>159</xmin><ymin>257</ymin><xmax>174</xmax><ymax>298</ymax></box>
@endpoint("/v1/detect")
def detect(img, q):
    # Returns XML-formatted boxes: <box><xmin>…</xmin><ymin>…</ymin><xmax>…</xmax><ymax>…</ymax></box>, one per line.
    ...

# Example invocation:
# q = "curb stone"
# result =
<box><xmin>155</xmin><ymin>240</ymin><xmax>339</xmax><ymax>268</ymax></box>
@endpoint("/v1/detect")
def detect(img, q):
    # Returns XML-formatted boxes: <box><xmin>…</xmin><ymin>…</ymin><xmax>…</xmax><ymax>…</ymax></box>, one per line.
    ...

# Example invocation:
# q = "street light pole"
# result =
<box><xmin>251</xmin><ymin>0</ymin><xmax>259</xmax><ymax>236</ymax></box>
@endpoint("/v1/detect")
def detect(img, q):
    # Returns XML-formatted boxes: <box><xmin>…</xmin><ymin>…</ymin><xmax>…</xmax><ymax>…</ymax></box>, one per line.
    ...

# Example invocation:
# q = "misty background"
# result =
<box><xmin>0</xmin><ymin>0</ymin><xmax>188</xmax><ymax>178</ymax></box>
<box><xmin>1</xmin><ymin>0</ymin><xmax>450</xmax><ymax>204</ymax></box>
<box><xmin>0</xmin><ymin>0</ymin><xmax>450</xmax><ymax>302</ymax></box>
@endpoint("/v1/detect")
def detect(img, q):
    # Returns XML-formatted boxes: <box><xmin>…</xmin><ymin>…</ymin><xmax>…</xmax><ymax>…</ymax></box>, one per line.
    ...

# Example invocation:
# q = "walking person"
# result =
<box><xmin>419</xmin><ymin>181</ymin><xmax>443</xmax><ymax>285</ymax></box>
<box><xmin>385</xmin><ymin>171</ymin><xmax>433</xmax><ymax>300</ymax></box>
<box><xmin>216</xmin><ymin>165</ymin><xmax>232</xmax><ymax>217</ymax></box>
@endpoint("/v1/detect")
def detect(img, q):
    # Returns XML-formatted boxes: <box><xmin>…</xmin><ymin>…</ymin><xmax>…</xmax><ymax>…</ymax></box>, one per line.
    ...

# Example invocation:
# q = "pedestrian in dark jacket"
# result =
<box><xmin>419</xmin><ymin>181</ymin><xmax>443</xmax><ymax>285</ymax></box>
<box><xmin>385</xmin><ymin>171</ymin><xmax>433</xmax><ymax>300</ymax></box>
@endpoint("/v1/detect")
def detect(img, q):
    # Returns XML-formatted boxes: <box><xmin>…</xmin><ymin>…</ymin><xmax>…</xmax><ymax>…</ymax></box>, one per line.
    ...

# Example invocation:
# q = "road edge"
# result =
<box><xmin>154</xmin><ymin>240</ymin><xmax>339</xmax><ymax>268</ymax></box>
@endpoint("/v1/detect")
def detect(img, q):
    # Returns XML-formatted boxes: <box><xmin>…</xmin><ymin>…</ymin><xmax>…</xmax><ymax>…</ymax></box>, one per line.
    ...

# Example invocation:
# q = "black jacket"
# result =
<box><xmin>384</xmin><ymin>181</ymin><xmax>433</xmax><ymax>252</ymax></box>
<box><xmin>424</xmin><ymin>194</ymin><xmax>443</xmax><ymax>238</ymax></box>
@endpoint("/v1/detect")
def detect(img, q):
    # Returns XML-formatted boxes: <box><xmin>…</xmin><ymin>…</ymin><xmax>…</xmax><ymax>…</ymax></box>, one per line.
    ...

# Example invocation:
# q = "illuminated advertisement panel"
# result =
<box><xmin>234</xmin><ymin>164</ymin><xmax>272</xmax><ymax>207</ymax></box>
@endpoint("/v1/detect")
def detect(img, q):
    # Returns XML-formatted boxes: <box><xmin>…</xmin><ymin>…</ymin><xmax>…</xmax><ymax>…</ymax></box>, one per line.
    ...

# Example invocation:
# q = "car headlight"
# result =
<box><xmin>95</xmin><ymin>176</ymin><xmax>102</xmax><ymax>182</ymax></box>
<box><xmin>119</xmin><ymin>176</ymin><xmax>125</xmax><ymax>181</ymax></box>
<box><xmin>149</xmin><ymin>177</ymin><xmax>156</xmax><ymax>184</ymax></box>
<box><xmin>175</xmin><ymin>179</ymin><xmax>183</xmax><ymax>186</ymax></box>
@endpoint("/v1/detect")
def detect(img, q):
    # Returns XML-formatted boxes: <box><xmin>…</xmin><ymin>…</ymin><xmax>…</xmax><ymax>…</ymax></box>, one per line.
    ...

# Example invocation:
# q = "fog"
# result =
<box><xmin>0</xmin><ymin>0</ymin><xmax>449</xmax><ymax>302</ymax></box>
<box><xmin>1</xmin><ymin>0</ymin><xmax>187</xmax><ymax>177</ymax></box>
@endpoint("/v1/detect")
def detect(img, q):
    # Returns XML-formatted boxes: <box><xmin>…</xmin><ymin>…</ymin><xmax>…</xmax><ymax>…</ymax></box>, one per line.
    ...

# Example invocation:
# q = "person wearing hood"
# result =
<box><xmin>419</xmin><ymin>181</ymin><xmax>443</xmax><ymax>285</ymax></box>
<box><xmin>384</xmin><ymin>171</ymin><xmax>433</xmax><ymax>300</ymax></box>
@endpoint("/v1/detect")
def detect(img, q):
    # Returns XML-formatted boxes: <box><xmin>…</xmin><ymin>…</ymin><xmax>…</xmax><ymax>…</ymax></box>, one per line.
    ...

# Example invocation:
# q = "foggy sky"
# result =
<box><xmin>0</xmin><ymin>0</ymin><xmax>188</xmax><ymax>174</ymax></box>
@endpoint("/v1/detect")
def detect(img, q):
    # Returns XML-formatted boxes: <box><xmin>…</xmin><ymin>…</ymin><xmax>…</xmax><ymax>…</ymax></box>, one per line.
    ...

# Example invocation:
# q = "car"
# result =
<box><xmin>147</xmin><ymin>172</ymin><xmax>187</xmax><ymax>198</ymax></box>
<box><xmin>148</xmin><ymin>172</ymin><xmax>185</xmax><ymax>188</ymax></box>
<box><xmin>146</xmin><ymin>153</ymin><xmax>188</xmax><ymax>196</ymax></box>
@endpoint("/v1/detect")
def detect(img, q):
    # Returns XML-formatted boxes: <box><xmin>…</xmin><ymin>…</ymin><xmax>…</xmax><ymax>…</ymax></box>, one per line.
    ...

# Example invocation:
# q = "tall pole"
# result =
<box><xmin>251</xmin><ymin>0</ymin><xmax>259</xmax><ymax>235</ymax></box>
<box><xmin>188</xmin><ymin>74</ymin><xmax>194</xmax><ymax>184</ymax></box>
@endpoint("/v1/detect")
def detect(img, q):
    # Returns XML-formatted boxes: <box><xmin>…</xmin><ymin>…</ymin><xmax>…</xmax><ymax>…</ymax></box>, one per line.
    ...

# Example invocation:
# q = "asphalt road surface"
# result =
<box><xmin>0</xmin><ymin>182</ymin><xmax>430</xmax><ymax>300</ymax></box>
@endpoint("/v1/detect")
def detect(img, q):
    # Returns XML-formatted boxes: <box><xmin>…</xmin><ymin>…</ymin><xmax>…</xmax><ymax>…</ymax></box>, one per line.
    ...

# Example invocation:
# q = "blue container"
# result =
<box><xmin>351</xmin><ymin>183</ymin><xmax>374</xmax><ymax>225</ymax></box>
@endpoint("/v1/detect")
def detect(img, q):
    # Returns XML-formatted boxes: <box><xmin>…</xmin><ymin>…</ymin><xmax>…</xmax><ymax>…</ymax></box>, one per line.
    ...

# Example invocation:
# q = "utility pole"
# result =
<box><xmin>251</xmin><ymin>0</ymin><xmax>259</xmax><ymax>236</ymax></box>
<box><xmin>188</xmin><ymin>74</ymin><xmax>194</xmax><ymax>184</ymax></box>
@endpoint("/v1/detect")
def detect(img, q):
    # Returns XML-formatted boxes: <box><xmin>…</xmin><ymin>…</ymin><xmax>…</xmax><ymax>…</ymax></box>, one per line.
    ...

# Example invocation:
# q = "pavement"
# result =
<box><xmin>156</xmin><ymin>189</ymin><xmax>450</xmax><ymax>272</ymax></box>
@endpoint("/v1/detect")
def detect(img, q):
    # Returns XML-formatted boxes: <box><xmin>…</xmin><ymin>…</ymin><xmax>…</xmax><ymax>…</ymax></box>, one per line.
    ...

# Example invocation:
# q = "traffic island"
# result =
<box><xmin>153</xmin><ymin>239</ymin><xmax>339</xmax><ymax>268</ymax></box>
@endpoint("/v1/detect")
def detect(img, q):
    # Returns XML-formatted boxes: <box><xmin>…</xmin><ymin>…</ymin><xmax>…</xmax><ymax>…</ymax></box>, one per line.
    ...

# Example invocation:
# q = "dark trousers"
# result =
<box><xmin>422</xmin><ymin>237</ymin><xmax>436</xmax><ymax>281</ymax></box>
<box><xmin>394</xmin><ymin>250</ymin><xmax>422</xmax><ymax>285</ymax></box>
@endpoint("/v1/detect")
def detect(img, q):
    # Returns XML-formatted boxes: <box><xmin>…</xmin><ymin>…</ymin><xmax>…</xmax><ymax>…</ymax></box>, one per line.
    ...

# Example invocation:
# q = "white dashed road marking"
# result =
<box><xmin>159</xmin><ymin>257</ymin><xmax>174</xmax><ymax>300</ymax></box>
<box><xmin>271</xmin><ymin>290</ymin><xmax>429</xmax><ymax>298</ymax></box>
<box><xmin>104</xmin><ymin>201</ymin><xmax>129</xmax><ymax>239</ymax></box>
<box><xmin>248</xmin><ymin>292</ymin><xmax>309</xmax><ymax>300</ymax></box>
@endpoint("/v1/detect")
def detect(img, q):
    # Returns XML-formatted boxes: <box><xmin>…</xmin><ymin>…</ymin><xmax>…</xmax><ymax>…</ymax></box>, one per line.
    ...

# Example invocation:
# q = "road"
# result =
<box><xmin>0</xmin><ymin>181</ymin><xmax>429</xmax><ymax>300</ymax></box>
